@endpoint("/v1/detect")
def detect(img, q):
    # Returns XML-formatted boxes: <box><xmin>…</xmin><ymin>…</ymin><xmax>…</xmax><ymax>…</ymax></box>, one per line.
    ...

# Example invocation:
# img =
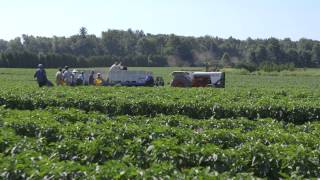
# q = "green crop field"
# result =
<box><xmin>1</xmin><ymin>67</ymin><xmax>320</xmax><ymax>179</ymax></box>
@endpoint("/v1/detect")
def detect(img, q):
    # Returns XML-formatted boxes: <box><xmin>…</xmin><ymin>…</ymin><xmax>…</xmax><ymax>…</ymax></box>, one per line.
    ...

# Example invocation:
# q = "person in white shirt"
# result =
<box><xmin>63</xmin><ymin>66</ymin><xmax>72</xmax><ymax>85</ymax></box>
<box><xmin>55</xmin><ymin>68</ymin><xmax>63</xmax><ymax>85</ymax></box>
<box><xmin>109</xmin><ymin>62</ymin><xmax>118</xmax><ymax>72</ymax></box>
<box><xmin>71</xmin><ymin>69</ymin><xmax>78</xmax><ymax>86</ymax></box>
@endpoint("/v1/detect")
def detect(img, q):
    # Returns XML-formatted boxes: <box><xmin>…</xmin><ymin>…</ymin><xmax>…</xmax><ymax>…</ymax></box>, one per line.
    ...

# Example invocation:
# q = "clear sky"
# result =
<box><xmin>0</xmin><ymin>0</ymin><xmax>319</xmax><ymax>41</ymax></box>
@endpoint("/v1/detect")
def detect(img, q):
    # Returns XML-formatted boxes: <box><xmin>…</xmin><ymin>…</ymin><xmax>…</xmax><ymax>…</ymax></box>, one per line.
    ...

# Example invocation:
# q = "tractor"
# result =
<box><xmin>171</xmin><ymin>71</ymin><xmax>225</xmax><ymax>88</ymax></box>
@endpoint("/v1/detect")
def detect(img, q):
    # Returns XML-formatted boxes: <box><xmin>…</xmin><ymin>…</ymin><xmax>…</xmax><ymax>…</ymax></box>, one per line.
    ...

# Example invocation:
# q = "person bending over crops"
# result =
<box><xmin>94</xmin><ymin>73</ymin><xmax>104</xmax><ymax>86</ymax></box>
<box><xmin>34</xmin><ymin>64</ymin><xmax>48</xmax><ymax>87</ymax></box>
<box><xmin>76</xmin><ymin>72</ymin><xmax>85</xmax><ymax>85</ymax></box>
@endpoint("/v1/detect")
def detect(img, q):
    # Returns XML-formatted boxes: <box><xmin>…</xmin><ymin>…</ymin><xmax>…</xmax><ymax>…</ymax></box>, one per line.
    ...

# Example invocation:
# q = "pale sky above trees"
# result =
<box><xmin>0</xmin><ymin>0</ymin><xmax>319</xmax><ymax>40</ymax></box>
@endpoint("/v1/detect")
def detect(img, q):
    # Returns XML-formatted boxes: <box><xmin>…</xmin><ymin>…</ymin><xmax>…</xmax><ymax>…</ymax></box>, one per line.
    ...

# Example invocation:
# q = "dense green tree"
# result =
<box><xmin>286</xmin><ymin>48</ymin><xmax>299</xmax><ymax>66</ymax></box>
<box><xmin>248</xmin><ymin>50</ymin><xmax>257</xmax><ymax>64</ymax></box>
<box><xmin>299</xmin><ymin>50</ymin><xmax>312</xmax><ymax>67</ymax></box>
<box><xmin>311</xmin><ymin>44</ymin><xmax>320</xmax><ymax>66</ymax></box>
<box><xmin>22</xmin><ymin>35</ymin><xmax>52</xmax><ymax>53</ymax></box>
<box><xmin>255</xmin><ymin>45</ymin><xmax>268</xmax><ymax>62</ymax></box>
<box><xmin>298</xmin><ymin>38</ymin><xmax>313</xmax><ymax>51</ymax></box>
<box><xmin>101</xmin><ymin>30</ymin><xmax>126</xmax><ymax>56</ymax></box>
<box><xmin>266</xmin><ymin>38</ymin><xmax>282</xmax><ymax>63</ymax></box>
<box><xmin>1</xmin><ymin>28</ymin><xmax>320</xmax><ymax>68</ymax></box>
<box><xmin>7</xmin><ymin>37</ymin><xmax>24</xmax><ymax>52</ymax></box>
<box><xmin>136</xmin><ymin>37</ymin><xmax>157</xmax><ymax>55</ymax></box>
<box><xmin>176</xmin><ymin>38</ymin><xmax>195</xmax><ymax>65</ymax></box>
<box><xmin>0</xmin><ymin>40</ymin><xmax>8</xmax><ymax>52</ymax></box>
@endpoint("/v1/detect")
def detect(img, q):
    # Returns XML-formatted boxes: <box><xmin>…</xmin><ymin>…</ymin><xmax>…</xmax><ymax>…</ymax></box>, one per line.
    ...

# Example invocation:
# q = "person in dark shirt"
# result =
<box><xmin>89</xmin><ymin>71</ymin><xmax>95</xmax><ymax>85</ymax></box>
<box><xmin>34</xmin><ymin>64</ymin><xmax>48</xmax><ymax>87</ymax></box>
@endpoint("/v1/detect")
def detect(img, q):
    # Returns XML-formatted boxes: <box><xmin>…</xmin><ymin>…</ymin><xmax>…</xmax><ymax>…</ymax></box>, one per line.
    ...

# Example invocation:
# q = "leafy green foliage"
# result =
<box><xmin>1</xmin><ymin>85</ymin><xmax>320</xmax><ymax>123</ymax></box>
<box><xmin>1</xmin><ymin>30</ymin><xmax>320</xmax><ymax>68</ymax></box>
<box><xmin>0</xmin><ymin>68</ymin><xmax>320</xmax><ymax>178</ymax></box>
<box><xmin>0</xmin><ymin>107</ymin><xmax>320</xmax><ymax>178</ymax></box>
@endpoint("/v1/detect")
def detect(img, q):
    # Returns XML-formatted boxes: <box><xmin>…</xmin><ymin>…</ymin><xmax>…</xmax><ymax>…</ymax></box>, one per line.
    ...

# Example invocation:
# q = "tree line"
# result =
<box><xmin>0</xmin><ymin>27</ymin><xmax>320</xmax><ymax>69</ymax></box>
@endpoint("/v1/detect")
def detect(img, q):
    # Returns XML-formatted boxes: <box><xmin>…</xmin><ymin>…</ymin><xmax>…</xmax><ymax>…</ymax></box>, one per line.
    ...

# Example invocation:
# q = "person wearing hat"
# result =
<box><xmin>94</xmin><ymin>73</ymin><xmax>104</xmax><ymax>86</ymax></box>
<box><xmin>63</xmin><ymin>66</ymin><xmax>72</xmax><ymax>85</ymax></box>
<box><xmin>34</xmin><ymin>64</ymin><xmax>48</xmax><ymax>87</ymax></box>
<box><xmin>71</xmin><ymin>69</ymin><xmax>78</xmax><ymax>86</ymax></box>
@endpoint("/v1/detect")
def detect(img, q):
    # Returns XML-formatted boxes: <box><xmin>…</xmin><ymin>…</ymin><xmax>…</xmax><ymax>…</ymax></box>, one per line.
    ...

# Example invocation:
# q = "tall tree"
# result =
<box><xmin>0</xmin><ymin>40</ymin><xmax>8</xmax><ymax>52</ymax></box>
<box><xmin>255</xmin><ymin>45</ymin><xmax>268</xmax><ymax>62</ymax></box>
<box><xmin>101</xmin><ymin>30</ymin><xmax>125</xmax><ymax>56</ymax></box>
<box><xmin>0</xmin><ymin>28</ymin><xmax>320</xmax><ymax>68</ymax></box>
<box><xmin>79</xmin><ymin>27</ymin><xmax>88</xmax><ymax>38</ymax></box>
<box><xmin>7</xmin><ymin>37</ymin><xmax>24</xmax><ymax>52</ymax></box>
<box><xmin>267</xmin><ymin>38</ymin><xmax>282</xmax><ymax>63</ymax></box>
<box><xmin>311</xmin><ymin>44</ymin><xmax>320</xmax><ymax>66</ymax></box>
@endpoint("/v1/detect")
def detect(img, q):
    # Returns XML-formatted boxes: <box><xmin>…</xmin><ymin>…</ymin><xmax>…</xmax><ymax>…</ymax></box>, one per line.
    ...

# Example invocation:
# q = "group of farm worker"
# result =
<box><xmin>34</xmin><ymin>62</ymin><xmax>127</xmax><ymax>87</ymax></box>
<box><xmin>55</xmin><ymin>66</ymin><xmax>104</xmax><ymax>86</ymax></box>
<box><xmin>34</xmin><ymin>64</ymin><xmax>104</xmax><ymax>87</ymax></box>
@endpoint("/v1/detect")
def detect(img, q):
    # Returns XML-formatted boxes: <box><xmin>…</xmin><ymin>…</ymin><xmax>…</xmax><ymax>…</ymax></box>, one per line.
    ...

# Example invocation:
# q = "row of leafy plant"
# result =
<box><xmin>0</xmin><ymin>107</ymin><xmax>319</xmax><ymax>178</ymax></box>
<box><xmin>0</xmin><ymin>86</ymin><xmax>320</xmax><ymax>123</ymax></box>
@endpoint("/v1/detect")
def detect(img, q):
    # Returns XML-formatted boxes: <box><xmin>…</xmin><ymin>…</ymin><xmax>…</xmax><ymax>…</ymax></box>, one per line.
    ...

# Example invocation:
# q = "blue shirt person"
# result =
<box><xmin>34</xmin><ymin>64</ymin><xmax>48</xmax><ymax>87</ymax></box>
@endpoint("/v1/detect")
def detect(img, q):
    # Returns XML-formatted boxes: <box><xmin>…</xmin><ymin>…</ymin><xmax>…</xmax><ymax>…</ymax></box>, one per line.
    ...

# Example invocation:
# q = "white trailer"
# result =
<box><xmin>106</xmin><ymin>70</ymin><xmax>155</xmax><ymax>86</ymax></box>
